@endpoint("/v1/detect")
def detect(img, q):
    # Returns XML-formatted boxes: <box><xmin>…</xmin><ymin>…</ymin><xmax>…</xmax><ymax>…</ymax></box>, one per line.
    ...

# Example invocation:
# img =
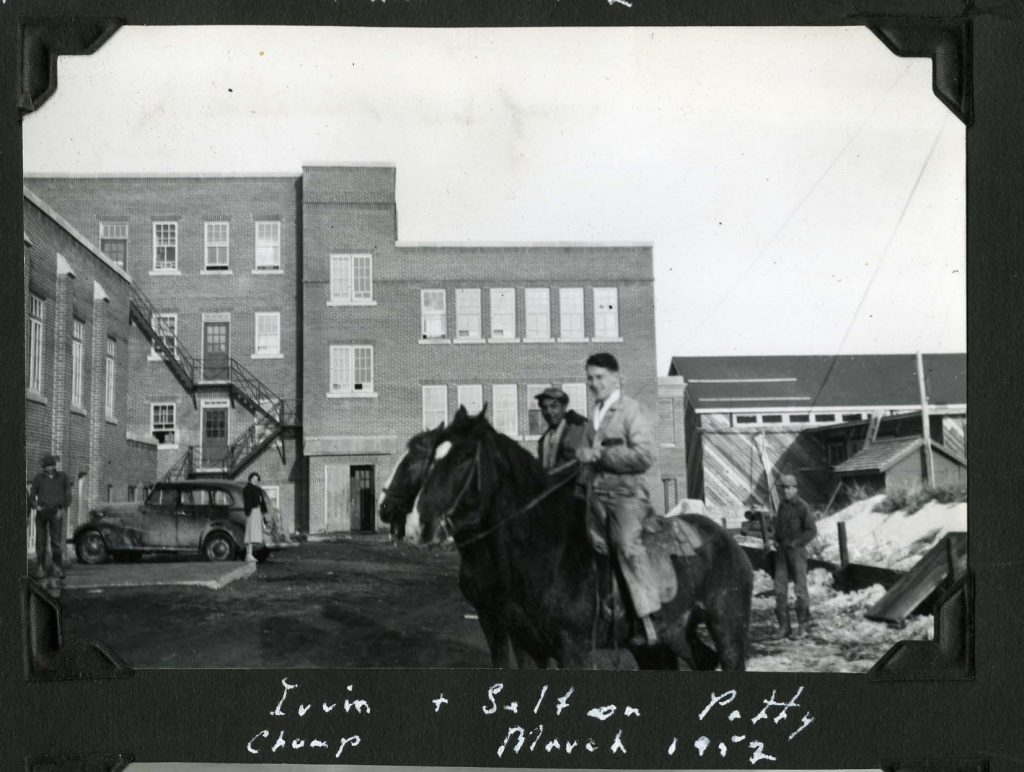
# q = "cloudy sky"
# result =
<box><xmin>22</xmin><ymin>26</ymin><xmax>965</xmax><ymax>373</ymax></box>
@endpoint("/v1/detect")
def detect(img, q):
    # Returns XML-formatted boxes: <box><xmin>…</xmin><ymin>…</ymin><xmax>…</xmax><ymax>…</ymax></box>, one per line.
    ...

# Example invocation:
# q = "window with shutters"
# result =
<box><xmin>153</xmin><ymin>222</ymin><xmax>178</xmax><ymax>271</ymax></box>
<box><xmin>489</xmin><ymin>288</ymin><xmax>516</xmax><ymax>340</ymax></box>
<box><xmin>457</xmin><ymin>384</ymin><xmax>483</xmax><ymax>416</ymax></box>
<box><xmin>593</xmin><ymin>287</ymin><xmax>620</xmax><ymax>339</ymax></box>
<box><xmin>421</xmin><ymin>289</ymin><xmax>446</xmax><ymax>339</ymax></box>
<box><xmin>254</xmin><ymin>313</ymin><xmax>281</xmax><ymax>356</ymax></box>
<box><xmin>562</xmin><ymin>383</ymin><xmax>588</xmax><ymax>417</ymax></box>
<box><xmin>526</xmin><ymin>384</ymin><xmax>551</xmax><ymax>437</ymax></box>
<box><xmin>99</xmin><ymin>223</ymin><xmax>128</xmax><ymax>268</ymax></box>
<box><xmin>28</xmin><ymin>295</ymin><xmax>44</xmax><ymax>394</ymax></box>
<box><xmin>455</xmin><ymin>289</ymin><xmax>482</xmax><ymax>340</ymax></box>
<box><xmin>255</xmin><ymin>222</ymin><xmax>281</xmax><ymax>271</ymax></box>
<box><xmin>204</xmin><ymin>222</ymin><xmax>230</xmax><ymax>270</ymax></box>
<box><xmin>329</xmin><ymin>345</ymin><xmax>374</xmax><ymax>396</ymax></box>
<box><xmin>492</xmin><ymin>384</ymin><xmax>519</xmax><ymax>437</ymax></box>
<box><xmin>524</xmin><ymin>288</ymin><xmax>551</xmax><ymax>340</ymax></box>
<box><xmin>558</xmin><ymin>288</ymin><xmax>585</xmax><ymax>340</ymax></box>
<box><xmin>422</xmin><ymin>385</ymin><xmax>448</xmax><ymax>428</ymax></box>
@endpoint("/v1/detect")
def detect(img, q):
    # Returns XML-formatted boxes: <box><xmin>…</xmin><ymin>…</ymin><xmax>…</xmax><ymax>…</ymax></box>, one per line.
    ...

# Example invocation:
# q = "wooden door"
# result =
<box><xmin>324</xmin><ymin>464</ymin><xmax>350</xmax><ymax>533</ymax></box>
<box><xmin>202</xmin><ymin>407</ymin><xmax>229</xmax><ymax>467</ymax></box>
<box><xmin>203</xmin><ymin>321</ymin><xmax>230</xmax><ymax>381</ymax></box>
<box><xmin>351</xmin><ymin>466</ymin><xmax>375</xmax><ymax>531</ymax></box>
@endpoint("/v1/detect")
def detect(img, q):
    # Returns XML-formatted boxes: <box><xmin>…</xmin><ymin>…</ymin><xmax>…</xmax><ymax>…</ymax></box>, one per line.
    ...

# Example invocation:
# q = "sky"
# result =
<box><xmin>22</xmin><ymin>26</ymin><xmax>966</xmax><ymax>374</ymax></box>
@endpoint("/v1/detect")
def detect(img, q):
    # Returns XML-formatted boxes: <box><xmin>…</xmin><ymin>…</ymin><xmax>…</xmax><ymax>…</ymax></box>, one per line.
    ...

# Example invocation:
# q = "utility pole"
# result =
<box><xmin>917</xmin><ymin>351</ymin><xmax>936</xmax><ymax>487</ymax></box>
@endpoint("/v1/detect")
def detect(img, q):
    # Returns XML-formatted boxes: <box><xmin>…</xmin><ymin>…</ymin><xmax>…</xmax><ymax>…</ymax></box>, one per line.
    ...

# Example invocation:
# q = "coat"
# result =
<box><xmin>586</xmin><ymin>393</ymin><xmax>657</xmax><ymax>500</ymax></box>
<box><xmin>243</xmin><ymin>483</ymin><xmax>268</xmax><ymax>515</ymax></box>
<box><xmin>773</xmin><ymin>495</ymin><xmax>817</xmax><ymax>549</ymax></box>
<box><xmin>537</xmin><ymin>410</ymin><xmax>591</xmax><ymax>471</ymax></box>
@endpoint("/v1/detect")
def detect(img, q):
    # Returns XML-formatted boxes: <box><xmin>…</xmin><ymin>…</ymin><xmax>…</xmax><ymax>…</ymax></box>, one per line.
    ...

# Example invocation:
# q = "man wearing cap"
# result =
<box><xmin>772</xmin><ymin>473</ymin><xmax>818</xmax><ymax>639</ymax></box>
<box><xmin>29</xmin><ymin>455</ymin><xmax>73</xmax><ymax>580</ymax></box>
<box><xmin>576</xmin><ymin>352</ymin><xmax>661</xmax><ymax>646</ymax></box>
<box><xmin>535</xmin><ymin>386</ymin><xmax>590</xmax><ymax>480</ymax></box>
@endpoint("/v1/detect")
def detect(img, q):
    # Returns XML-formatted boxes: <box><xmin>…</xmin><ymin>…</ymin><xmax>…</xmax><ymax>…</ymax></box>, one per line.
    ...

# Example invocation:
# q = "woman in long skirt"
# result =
<box><xmin>242</xmin><ymin>472</ymin><xmax>267</xmax><ymax>563</ymax></box>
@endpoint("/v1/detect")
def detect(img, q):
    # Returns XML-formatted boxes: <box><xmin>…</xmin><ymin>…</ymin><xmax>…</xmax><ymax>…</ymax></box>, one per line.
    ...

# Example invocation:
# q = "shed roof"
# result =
<box><xmin>669</xmin><ymin>354</ymin><xmax>966</xmax><ymax>412</ymax></box>
<box><xmin>832</xmin><ymin>437</ymin><xmax>967</xmax><ymax>475</ymax></box>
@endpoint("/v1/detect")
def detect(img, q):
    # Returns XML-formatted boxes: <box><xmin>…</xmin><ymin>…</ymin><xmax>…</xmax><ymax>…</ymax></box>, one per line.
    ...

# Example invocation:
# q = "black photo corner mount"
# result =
<box><xmin>869</xmin><ymin>570</ymin><xmax>974</xmax><ymax>680</ymax></box>
<box><xmin>19</xmin><ymin>18</ymin><xmax>124</xmax><ymax>115</ymax></box>
<box><xmin>25</xmin><ymin>754</ymin><xmax>135</xmax><ymax>772</ymax></box>
<box><xmin>867</xmin><ymin>17</ymin><xmax>973</xmax><ymax>125</ymax></box>
<box><xmin>23</xmin><ymin>578</ymin><xmax>133</xmax><ymax>681</ymax></box>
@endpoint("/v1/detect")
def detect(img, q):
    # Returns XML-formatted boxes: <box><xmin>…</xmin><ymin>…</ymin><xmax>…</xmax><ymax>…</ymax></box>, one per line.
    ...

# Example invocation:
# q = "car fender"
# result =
<box><xmin>73</xmin><ymin>520</ymin><xmax>140</xmax><ymax>550</ymax></box>
<box><xmin>200</xmin><ymin>519</ymin><xmax>244</xmax><ymax>551</ymax></box>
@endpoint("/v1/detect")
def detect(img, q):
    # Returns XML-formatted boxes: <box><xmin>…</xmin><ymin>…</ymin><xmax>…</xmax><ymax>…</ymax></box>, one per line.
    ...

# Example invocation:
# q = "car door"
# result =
<box><xmin>140</xmin><ymin>486</ymin><xmax>179</xmax><ymax>548</ymax></box>
<box><xmin>175</xmin><ymin>488</ymin><xmax>209</xmax><ymax>551</ymax></box>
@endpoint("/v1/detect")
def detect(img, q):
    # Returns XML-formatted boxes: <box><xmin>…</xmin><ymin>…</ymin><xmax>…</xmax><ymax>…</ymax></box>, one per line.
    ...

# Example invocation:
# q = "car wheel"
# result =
<box><xmin>203</xmin><ymin>532</ymin><xmax>237</xmax><ymax>562</ymax></box>
<box><xmin>75</xmin><ymin>531</ymin><xmax>109</xmax><ymax>565</ymax></box>
<box><xmin>254</xmin><ymin>546</ymin><xmax>271</xmax><ymax>563</ymax></box>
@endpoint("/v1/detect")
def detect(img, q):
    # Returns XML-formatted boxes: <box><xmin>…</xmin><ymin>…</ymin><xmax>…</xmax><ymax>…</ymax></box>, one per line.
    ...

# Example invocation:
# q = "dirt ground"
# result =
<box><xmin>58</xmin><ymin>539</ymin><xmax>928</xmax><ymax>670</ymax></box>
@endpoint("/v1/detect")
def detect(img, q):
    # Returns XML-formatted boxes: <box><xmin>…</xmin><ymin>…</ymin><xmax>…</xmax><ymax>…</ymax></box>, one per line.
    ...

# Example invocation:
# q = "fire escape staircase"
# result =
<box><xmin>128</xmin><ymin>284</ymin><xmax>300</xmax><ymax>483</ymax></box>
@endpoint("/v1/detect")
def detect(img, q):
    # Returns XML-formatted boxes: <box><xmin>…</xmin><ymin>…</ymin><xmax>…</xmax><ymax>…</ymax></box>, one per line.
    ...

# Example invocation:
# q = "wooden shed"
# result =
<box><xmin>831</xmin><ymin>436</ymin><xmax>967</xmax><ymax>494</ymax></box>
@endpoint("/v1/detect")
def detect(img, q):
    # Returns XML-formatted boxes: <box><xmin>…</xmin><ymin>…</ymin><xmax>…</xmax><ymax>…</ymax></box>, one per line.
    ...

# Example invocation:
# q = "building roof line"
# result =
<box><xmin>24</xmin><ymin>172</ymin><xmax>301</xmax><ymax>179</ymax></box>
<box><xmin>23</xmin><ymin>187</ymin><xmax>132</xmax><ymax>284</ymax></box>
<box><xmin>302</xmin><ymin>161</ymin><xmax>397</xmax><ymax>168</ymax></box>
<box><xmin>692</xmin><ymin>403</ymin><xmax>968</xmax><ymax>414</ymax></box>
<box><xmin>396</xmin><ymin>240</ymin><xmax>655</xmax><ymax>249</ymax></box>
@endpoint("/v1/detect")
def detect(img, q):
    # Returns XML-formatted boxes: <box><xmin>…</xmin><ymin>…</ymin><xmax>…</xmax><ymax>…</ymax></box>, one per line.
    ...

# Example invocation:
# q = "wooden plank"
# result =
<box><xmin>838</xmin><ymin>521</ymin><xmax>850</xmax><ymax>568</ymax></box>
<box><xmin>865</xmin><ymin>532</ymin><xmax>968</xmax><ymax>624</ymax></box>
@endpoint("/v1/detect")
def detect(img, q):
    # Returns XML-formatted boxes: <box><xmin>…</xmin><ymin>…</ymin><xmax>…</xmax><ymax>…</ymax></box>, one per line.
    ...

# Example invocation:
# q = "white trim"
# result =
<box><xmin>200</xmin><ymin>269</ymin><xmax>234</xmax><ymax>276</ymax></box>
<box><xmin>452</xmin><ymin>338</ymin><xmax>485</xmax><ymax>345</ymax></box>
<box><xmin>694</xmin><ymin>403</ymin><xmax>968</xmax><ymax>415</ymax></box>
<box><xmin>251</xmin><ymin>353</ymin><xmax>285</xmax><ymax>360</ymax></box>
<box><xmin>591</xmin><ymin>337</ymin><xmax>624</xmax><ymax>343</ymax></box>
<box><xmin>254</xmin><ymin>311</ymin><xmax>281</xmax><ymax>357</ymax></box>
<box><xmin>556</xmin><ymin>337</ymin><xmax>591</xmax><ymax>343</ymax></box>
<box><xmin>418</xmin><ymin>339</ymin><xmax>451</xmax><ymax>345</ymax></box>
<box><xmin>688</xmin><ymin>378</ymin><xmax>799</xmax><ymax>384</ymax></box>
<box><xmin>487</xmin><ymin>338</ymin><xmax>521</xmax><ymax>344</ymax></box>
<box><xmin>420</xmin><ymin>288</ymin><xmax>447</xmax><ymax>340</ymax></box>
<box><xmin>326</xmin><ymin>392</ymin><xmax>379</xmax><ymax>399</ymax></box>
<box><xmin>254</xmin><ymin>220</ymin><xmax>282</xmax><ymax>271</ymax></box>
<box><xmin>701</xmin><ymin>396</ymin><xmax>812</xmax><ymax>403</ymax></box>
<box><xmin>396</xmin><ymin>240</ymin><xmax>654</xmax><ymax>248</ymax></box>
<box><xmin>201</xmin><ymin>312</ymin><xmax>232</xmax><ymax>323</ymax></box>
<box><xmin>152</xmin><ymin>221</ymin><xmax>179</xmax><ymax>272</ymax></box>
<box><xmin>326</xmin><ymin>300</ymin><xmax>378</xmax><ymax>307</ymax></box>
<box><xmin>252</xmin><ymin>269</ymin><xmax>285</xmax><ymax>275</ymax></box>
<box><xmin>149</xmin><ymin>270</ymin><xmax>182</xmax><ymax>277</ymax></box>
<box><xmin>522</xmin><ymin>338</ymin><xmax>555</xmax><ymax>344</ymax></box>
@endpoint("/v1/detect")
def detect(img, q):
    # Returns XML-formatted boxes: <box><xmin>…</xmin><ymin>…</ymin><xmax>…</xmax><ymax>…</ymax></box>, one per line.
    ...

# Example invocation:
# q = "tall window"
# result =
<box><xmin>526</xmin><ymin>384</ymin><xmax>551</xmax><ymax>436</ymax></box>
<box><xmin>99</xmin><ymin>223</ymin><xmax>128</xmax><ymax>269</ymax></box>
<box><xmin>559</xmin><ymin>288</ymin><xmax>585</xmax><ymax>340</ymax></box>
<box><xmin>105</xmin><ymin>338</ymin><xmax>116</xmax><ymax>419</ymax></box>
<box><xmin>151</xmin><ymin>403</ymin><xmax>176</xmax><ymax>446</ymax></box>
<box><xmin>329</xmin><ymin>345</ymin><xmax>374</xmax><ymax>394</ymax></box>
<box><xmin>457</xmin><ymin>384</ymin><xmax>483</xmax><ymax>416</ymax></box>
<box><xmin>492</xmin><ymin>384</ymin><xmax>519</xmax><ymax>437</ymax></box>
<box><xmin>330</xmin><ymin>254</ymin><xmax>373</xmax><ymax>303</ymax></box>
<box><xmin>204</xmin><ymin>222</ymin><xmax>230</xmax><ymax>270</ymax></box>
<box><xmin>28</xmin><ymin>295</ymin><xmax>44</xmax><ymax>394</ymax></box>
<box><xmin>562</xmin><ymin>383</ymin><xmax>588</xmax><ymax>417</ymax></box>
<box><xmin>421</xmin><ymin>289</ymin><xmax>446</xmax><ymax>339</ymax></box>
<box><xmin>71</xmin><ymin>319</ymin><xmax>84</xmax><ymax>408</ymax></box>
<box><xmin>593</xmin><ymin>287</ymin><xmax>619</xmax><ymax>339</ymax></box>
<box><xmin>254</xmin><ymin>313</ymin><xmax>281</xmax><ymax>356</ymax></box>
<box><xmin>525</xmin><ymin>288</ymin><xmax>551</xmax><ymax>340</ymax></box>
<box><xmin>255</xmin><ymin>221</ymin><xmax>281</xmax><ymax>271</ymax></box>
<box><xmin>455</xmin><ymin>289</ymin><xmax>482</xmax><ymax>340</ymax></box>
<box><xmin>150</xmin><ymin>313</ymin><xmax>177</xmax><ymax>359</ymax></box>
<box><xmin>153</xmin><ymin>222</ymin><xmax>178</xmax><ymax>271</ymax></box>
<box><xmin>422</xmin><ymin>385</ymin><xmax>448</xmax><ymax>428</ymax></box>
<box><xmin>262</xmin><ymin>485</ymin><xmax>280</xmax><ymax>510</ymax></box>
<box><xmin>490</xmin><ymin>288</ymin><xmax>516</xmax><ymax>339</ymax></box>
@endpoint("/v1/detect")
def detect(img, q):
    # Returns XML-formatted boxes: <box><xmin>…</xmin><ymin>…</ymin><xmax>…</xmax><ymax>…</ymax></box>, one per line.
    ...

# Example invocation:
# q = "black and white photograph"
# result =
<box><xmin>21</xmin><ymin>25</ymin><xmax>966</xmax><ymax>673</ymax></box>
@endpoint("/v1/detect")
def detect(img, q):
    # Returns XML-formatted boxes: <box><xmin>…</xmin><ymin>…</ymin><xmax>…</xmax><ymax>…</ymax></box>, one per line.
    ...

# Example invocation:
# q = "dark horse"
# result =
<box><xmin>412</xmin><ymin>406</ymin><xmax>754</xmax><ymax>670</ymax></box>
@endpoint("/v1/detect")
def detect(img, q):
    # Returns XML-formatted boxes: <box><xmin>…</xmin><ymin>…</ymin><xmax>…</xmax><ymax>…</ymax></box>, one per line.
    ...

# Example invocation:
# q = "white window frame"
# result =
<box><xmin>99</xmin><ymin>223</ymin><xmax>128</xmax><ymax>268</ymax></box>
<box><xmin>148</xmin><ymin>313</ymin><xmax>178</xmax><ymax>361</ymax></box>
<box><xmin>492</xmin><ymin>384</ymin><xmax>519</xmax><ymax>438</ymax></box>
<box><xmin>489</xmin><ymin>288</ymin><xmax>517</xmax><ymax>341</ymax></box>
<box><xmin>457</xmin><ymin>384</ymin><xmax>484</xmax><ymax>416</ymax></box>
<box><xmin>329</xmin><ymin>253</ymin><xmax>374</xmax><ymax>305</ymax></box>
<box><xmin>420</xmin><ymin>289</ymin><xmax>447</xmax><ymax>340</ymax></box>
<box><xmin>558</xmin><ymin>287</ymin><xmax>586</xmax><ymax>341</ymax></box>
<box><xmin>562</xmin><ymin>382</ymin><xmax>589</xmax><ymax>417</ymax></box>
<box><xmin>152</xmin><ymin>222</ymin><xmax>178</xmax><ymax>273</ymax></box>
<box><xmin>455</xmin><ymin>288</ymin><xmax>482</xmax><ymax>341</ymax></box>
<box><xmin>105</xmin><ymin>338</ymin><xmax>116</xmax><ymax>421</ymax></box>
<box><xmin>254</xmin><ymin>221</ymin><xmax>281</xmax><ymax>272</ymax></box>
<box><xmin>253</xmin><ymin>312</ymin><xmax>282</xmax><ymax>358</ymax></box>
<box><xmin>71</xmin><ymin>319</ymin><xmax>84</xmax><ymax>409</ymax></box>
<box><xmin>151</xmin><ymin>402</ymin><xmax>178</xmax><ymax>448</ymax></box>
<box><xmin>328</xmin><ymin>345</ymin><xmax>375</xmax><ymax>397</ymax></box>
<box><xmin>204</xmin><ymin>222</ymin><xmax>231</xmax><ymax>271</ymax></box>
<box><xmin>526</xmin><ymin>384</ymin><xmax>551</xmax><ymax>438</ymax></box>
<box><xmin>262</xmin><ymin>485</ymin><xmax>281</xmax><ymax>510</ymax></box>
<box><xmin>593</xmin><ymin>287</ymin><xmax>620</xmax><ymax>340</ymax></box>
<box><xmin>28</xmin><ymin>294</ymin><xmax>44</xmax><ymax>394</ymax></box>
<box><xmin>524</xmin><ymin>288</ymin><xmax>552</xmax><ymax>341</ymax></box>
<box><xmin>422</xmin><ymin>385</ymin><xmax>448</xmax><ymax>429</ymax></box>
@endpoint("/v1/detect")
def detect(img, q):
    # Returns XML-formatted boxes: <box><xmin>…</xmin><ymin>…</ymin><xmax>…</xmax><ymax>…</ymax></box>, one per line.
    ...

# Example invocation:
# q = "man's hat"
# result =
<box><xmin>777</xmin><ymin>473</ymin><xmax>798</xmax><ymax>488</ymax></box>
<box><xmin>534</xmin><ymin>387</ymin><xmax>570</xmax><ymax>405</ymax></box>
<box><xmin>41</xmin><ymin>454</ymin><xmax>58</xmax><ymax>467</ymax></box>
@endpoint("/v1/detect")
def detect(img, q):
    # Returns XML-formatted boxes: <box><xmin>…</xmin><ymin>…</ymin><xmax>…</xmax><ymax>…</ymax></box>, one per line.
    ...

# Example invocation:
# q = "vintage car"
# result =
<box><xmin>73</xmin><ymin>480</ymin><xmax>292</xmax><ymax>564</ymax></box>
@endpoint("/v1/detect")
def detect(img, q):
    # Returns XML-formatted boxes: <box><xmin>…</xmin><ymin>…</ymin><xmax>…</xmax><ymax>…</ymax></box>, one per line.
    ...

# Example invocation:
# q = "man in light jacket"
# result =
<box><xmin>575</xmin><ymin>352</ymin><xmax>661</xmax><ymax>646</ymax></box>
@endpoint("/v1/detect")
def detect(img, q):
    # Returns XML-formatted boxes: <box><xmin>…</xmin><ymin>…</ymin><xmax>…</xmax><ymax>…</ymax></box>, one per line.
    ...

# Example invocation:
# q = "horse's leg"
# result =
<box><xmin>477</xmin><ymin>610</ymin><xmax>514</xmax><ymax>669</ymax></box>
<box><xmin>686</xmin><ymin>611</ymin><xmax>721</xmax><ymax>671</ymax></box>
<box><xmin>631</xmin><ymin>644</ymin><xmax>679</xmax><ymax>670</ymax></box>
<box><xmin>702</xmin><ymin>586</ymin><xmax>749</xmax><ymax>672</ymax></box>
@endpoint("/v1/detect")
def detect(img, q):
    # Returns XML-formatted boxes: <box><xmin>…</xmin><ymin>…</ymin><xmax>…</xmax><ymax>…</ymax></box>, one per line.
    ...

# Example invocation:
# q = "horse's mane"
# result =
<box><xmin>480</xmin><ymin>422</ymin><xmax>557</xmax><ymax>502</ymax></box>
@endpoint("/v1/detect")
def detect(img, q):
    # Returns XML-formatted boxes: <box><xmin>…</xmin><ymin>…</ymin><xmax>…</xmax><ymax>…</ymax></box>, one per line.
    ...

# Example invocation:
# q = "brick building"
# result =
<box><xmin>25</xmin><ymin>166</ymin><xmax>661</xmax><ymax>535</ymax></box>
<box><xmin>23</xmin><ymin>187</ymin><xmax>158</xmax><ymax>549</ymax></box>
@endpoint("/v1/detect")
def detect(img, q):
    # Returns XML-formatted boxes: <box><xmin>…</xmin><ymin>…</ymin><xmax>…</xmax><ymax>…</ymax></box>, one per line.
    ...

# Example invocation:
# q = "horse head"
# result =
<box><xmin>378</xmin><ymin>423</ymin><xmax>444</xmax><ymax>532</ymax></box>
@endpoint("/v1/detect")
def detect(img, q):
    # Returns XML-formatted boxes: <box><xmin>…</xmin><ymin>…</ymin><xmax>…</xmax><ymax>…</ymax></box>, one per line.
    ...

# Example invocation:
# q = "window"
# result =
<box><xmin>204</xmin><ymin>222</ymin><xmax>230</xmax><ymax>270</ymax></box>
<box><xmin>843</xmin><ymin>413</ymin><xmax>865</xmax><ymax>422</ymax></box>
<box><xmin>490</xmin><ymin>289</ymin><xmax>516</xmax><ymax>339</ymax></box>
<box><xmin>422</xmin><ymin>385</ymin><xmax>448</xmax><ymax>429</ymax></box>
<box><xmin>28</xmin><ymin>294</ymin><xmax>44</xmax><ymax>394</ymax></box>
<box><xmin>421</xmin><ymin>290</ymin><xmax>446</xmax><ymax>339</ymax></box>
<box><xmin>827</xmin><ymin>443</ymin><xmax>848</xmax><ymax>467</ymax></box>
<box><xmin>254</xmin><ymin>313</ymin><xmax>281</xmax><ymax>356</ymax></box>
<box><xmin>562</xmin><ymin>383</ymin><xmax>588</xmax><ymax>417</ymax></box>
<box><xmin>814</xmin><ymin>414</ymin><xmax>837</xmax><ymax>423</ymax></box>
<box><xmin>211</xmin><ymin>489</ymin><xmax>234</xmax><ymax>507</ymax></box>
<box><xmin>525</xmin><ymin>288</ymin><xmax>551</xmax><ymax>340</ymax></box>
<box><xmin>789</xmin><ymin>414</ymin><xmax>810</xmax><ymax>423</ymax></box>
<box><xmin>151</xmin><ymin>403</ymin><xmax>176</xmax><ymax>446</ymax></box>
<box><xmin>457</xmin><ymin>384</ymin><xmax>483</xmax><ymax>416</ymax></box>
<box><xmin>105</xmin><ymin>338</ymin><xmax>116</xmax><ymax>420</ymax></box>
<box><xmin>128</xmin><ymin>486</ymin><xmax>137</xmax><ymax>503</ymax></box>
<box><xmin>71</xmin><ymin>319</ymin><xmax>84</xmax><ymax>408</ymax></box>
<box><xmin>593</xmin><ymin>287</ymin><xmax>620</xmax><ymax>339</ymax></box>
<box><xmin>255</xmin><ymin>222</ymin><xmax>281</xmax><ymax>271</ymax></box>
<box><xmin>329</xmin><ymin>345</ymin><xmax>374</xmax><ymax>395</ymax></box>
<box><xmin>735</xmin><ymin>415</ymin><xmax>758</xmax><ymax>425</ymax></box>
<box><xmin>330</xmin><ymin>253</ymin><xmax>373</xmax><ymax>303</ymax></box>
<box><xmin>762</xmin><ymin>414</ymin><xmax>783</xmax><ymax>424</ymax></box>
<box><xmin>559</xmin><ymin>288</ymin><xmax>585</xmax><ymax>340</ymax></box>
<box><xmin>526</xmin><ymin>384</ymin><xmax>551</xmax><ymax>436</ymax></box>
<box><xmin>149</xmin><ymin>313</ymin><xmax>177</xmax><ymax>359</ymax></box>
<box><xmin>492</xmin><ymin>384</ymin><xmax>519</xmax><ymax>437</ymax></box>
<box><xmin>107</xmin><ymin>485</ymin><xmax>114</xmax><ymax>503</ymax></box>
<box><xmin>262</xmin><ymin>485</ymin><xmax>280</xmax><ymax>510</ymax></box>
<box><xmin>100</xmin><ymin>223</ymin><xmax>128</xmax><ymax>268</ymax></box>
<box><xmin>455</xmin><ymin>289</ymin><xmax>482</xmax><ymax>340</ymax></box>
<box><xmin>153</xmin><ymin>222</ymin><xmax>178</xmax><ymax>271</ymax></box>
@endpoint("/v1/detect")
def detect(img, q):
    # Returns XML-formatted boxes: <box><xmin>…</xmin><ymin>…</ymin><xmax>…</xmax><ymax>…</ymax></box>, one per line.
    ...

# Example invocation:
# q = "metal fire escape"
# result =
<box><xmin>128</xmin><ymin>283</ymin><xmax>300</xmax><ymax>482</ymax></box>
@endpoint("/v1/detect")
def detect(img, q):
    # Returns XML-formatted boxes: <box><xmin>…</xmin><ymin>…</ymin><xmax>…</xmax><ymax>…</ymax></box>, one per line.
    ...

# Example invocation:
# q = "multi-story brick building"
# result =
<box><xmin>26</xmin><ymin>166</ymin><xmax>661</xmax><ymax>535</ymax></box>
<box><xmin>23</xmin><ymin>186</ymin><xmax>158</xmax><ymax>550</ymax></box>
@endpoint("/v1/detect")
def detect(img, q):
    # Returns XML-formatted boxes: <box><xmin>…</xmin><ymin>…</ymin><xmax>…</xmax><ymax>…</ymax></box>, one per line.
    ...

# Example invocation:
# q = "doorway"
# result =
<box><xmin>203</xmin><ymin>320</ymin><xmax>230</xmax><ymax>381</ymax></box>
<box><xmin>202</xmin><ymin>404</ymin><xmax>229</xmax><ymax>468</ymax></box>
<box><xmin>351</xmin><ymin>466</ymin><xmax>375</xmax><ymax>531</ymax></box>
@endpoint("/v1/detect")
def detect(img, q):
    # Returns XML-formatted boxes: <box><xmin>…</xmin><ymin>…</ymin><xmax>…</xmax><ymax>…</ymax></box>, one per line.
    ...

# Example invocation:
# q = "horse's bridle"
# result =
<box><xmin>434</xmin><ymin>443</ymin><xmax>484</xmax><ymax>541</ymax></box>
